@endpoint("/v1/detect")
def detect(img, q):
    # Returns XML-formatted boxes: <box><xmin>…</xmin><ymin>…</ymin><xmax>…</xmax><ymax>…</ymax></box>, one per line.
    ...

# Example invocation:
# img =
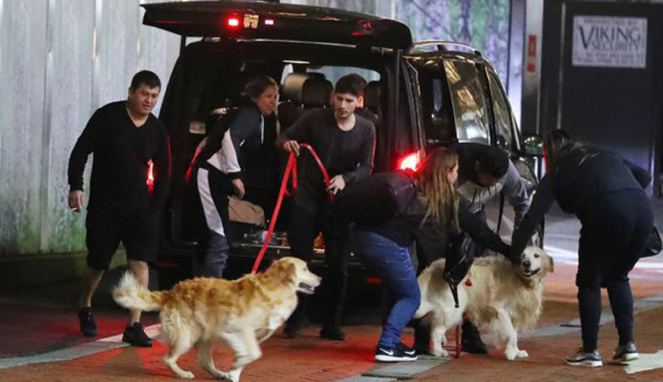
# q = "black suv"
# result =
<box><xmin>142</xmin><ymin>1</ymin><xmax>541</xmax><ymax>285</ymax></box>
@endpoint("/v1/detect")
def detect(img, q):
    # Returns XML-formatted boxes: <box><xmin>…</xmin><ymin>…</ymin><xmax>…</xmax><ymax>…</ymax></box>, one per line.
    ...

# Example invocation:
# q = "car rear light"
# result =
<box><xmin>264</xmin><ymin>18</ymin><xmax>275</xmax><ymax>26</ymax></box>
<box><xmin>365</xmin><ymin>277</ymin><xmax>382</xmax><ymax>284</ymax></box>
<box><xmin>227</xmin><ymin>16</ymin><xmax>240</xmax><ymax>28</ymax></box>
<box><xmin>398</xmin><ymin>151</ymin><xmax>420</xmax><ymax>172</ymax></box>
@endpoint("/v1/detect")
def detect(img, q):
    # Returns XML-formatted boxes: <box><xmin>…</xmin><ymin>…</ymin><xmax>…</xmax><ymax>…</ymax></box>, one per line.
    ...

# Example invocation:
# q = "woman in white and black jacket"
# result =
<box><xmin>190</xmin><ymin>75</ymin><xmax>278</xmax><ymax>278</ymax></box>
<box><xmin>510</xmin><ymin>129</ymin><xmax>653</xmax><ymax>367</ymax></box>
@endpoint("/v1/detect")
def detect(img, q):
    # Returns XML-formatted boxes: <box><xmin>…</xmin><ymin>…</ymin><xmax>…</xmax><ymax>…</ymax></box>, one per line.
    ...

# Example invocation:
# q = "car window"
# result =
<box><xmin>443</xmin><ymin>60</ymin><xmax>490</xmax><ymax>144</ymax></box>
<box><xmin>487</xmin><ymin>72</ymin><xmax>514</xmax><ymax>151</ymax></box>
<box><xmin>418</xmin><ymin>66</ymin><xmax>455</xmax><ymax>147</ymax></box>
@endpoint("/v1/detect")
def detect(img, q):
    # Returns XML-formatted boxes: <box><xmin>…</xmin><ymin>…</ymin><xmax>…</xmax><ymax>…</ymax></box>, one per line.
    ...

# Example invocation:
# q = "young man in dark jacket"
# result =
<box><xmin>276</xmin><ymin>74</ymin><xmax>376</xmax><ymax>341</ymax></box>
<box><xmin>448</xmin><ymin>143</ymin><xmax>531</xmax><ymax>354</ymax></box>
<box><xmin>68</xmin><ymin>70</ymin><xmax>170</xmax><ymax>347</ymax></box>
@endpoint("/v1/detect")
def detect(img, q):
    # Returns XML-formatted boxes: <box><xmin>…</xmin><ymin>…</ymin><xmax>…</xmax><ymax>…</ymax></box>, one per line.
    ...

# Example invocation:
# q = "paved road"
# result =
<box><xmin>1</xmin><ymin>198</ymin><xmax>662</xmax><ymax>381</ymax></box>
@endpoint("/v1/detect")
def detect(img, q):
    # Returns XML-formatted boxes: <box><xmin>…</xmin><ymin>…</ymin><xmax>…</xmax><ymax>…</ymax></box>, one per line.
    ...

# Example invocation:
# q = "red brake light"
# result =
<box><xmin>398</xmin><ymin>152</ymin><xmax>420</xmax><ymax>172</ymax></box>
<box><xmin>227</xmin><ymin>17</ymin><xmax>240</xmax><ymax>28</ymax></box>
<box><xmin>264</xmin><ymin>19</ymin><xmax>275</xmax><ymax>26</ymax></box>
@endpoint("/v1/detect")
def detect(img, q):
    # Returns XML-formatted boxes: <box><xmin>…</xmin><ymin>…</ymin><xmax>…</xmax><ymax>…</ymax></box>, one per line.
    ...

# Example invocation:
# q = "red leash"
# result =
<box><xmin>251</xmin><ymin>144</ymin><xmax>332</xmax><ymax>274</ymax></box>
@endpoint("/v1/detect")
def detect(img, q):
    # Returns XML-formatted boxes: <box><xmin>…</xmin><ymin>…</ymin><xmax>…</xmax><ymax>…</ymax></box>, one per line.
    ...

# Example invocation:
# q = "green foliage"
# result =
<box><xmin>396</xmin><ymin>0</ymin><xmax>510</xmax><ymax>81</ymax></box>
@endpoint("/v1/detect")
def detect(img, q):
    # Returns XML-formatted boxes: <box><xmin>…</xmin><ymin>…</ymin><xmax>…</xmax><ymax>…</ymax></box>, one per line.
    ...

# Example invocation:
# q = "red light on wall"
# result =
<box><xmin>398</xmin><ymin>152</ymin><xmax>420</xmax><ymax>172</ymax></box>
<box><xmin>227</xmin><ymin>17</ymin><xmax>240</xmax><ymax>27</ymax></box>
<box><xmin>264</xmin><ymin>19</ymin><xmax>275</xmax><ymax>26</ymax></box>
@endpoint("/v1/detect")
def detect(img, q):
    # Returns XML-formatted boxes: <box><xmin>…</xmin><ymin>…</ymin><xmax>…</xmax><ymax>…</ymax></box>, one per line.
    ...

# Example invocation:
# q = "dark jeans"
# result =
<box><xmin>353</xmin><ymin>230</ymin><xmax>420</xmax><ymax>349</ymax></box>
<box><xmin>193</xmin><ymin>164</ymin><xmax>232</xmax><ymax>278</ymax></box>
<box><xmin>287</xmin><ymin>203</ymin><xmax>350</xmax><ymax>328</ymax></box>
<box><xmin>576</xmin><ymin>190</ymin><xmax>653</xmax><ymax>351</ymax></box>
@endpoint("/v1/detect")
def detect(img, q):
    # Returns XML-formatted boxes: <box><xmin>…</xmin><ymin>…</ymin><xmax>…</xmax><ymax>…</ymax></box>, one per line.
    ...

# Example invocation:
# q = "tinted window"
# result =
<box><xmin>419</xmin><ymin>67</ymin><xmax>455</xmax><ymax>147</ymax></box>
<box><xmin>443</xmin><ymin>60</ymin><xmax>489</xmax><ymax>144</ymax></box>
<box><xmin>487</xmin><ymin>72</ymin><xmax>514</xmax><ymax>151</ymax></box>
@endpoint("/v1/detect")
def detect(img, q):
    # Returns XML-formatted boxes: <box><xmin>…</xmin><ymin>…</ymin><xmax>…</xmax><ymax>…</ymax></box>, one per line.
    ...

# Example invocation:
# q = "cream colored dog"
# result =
<box><xmin>113</xmin><ymin>257</ymin><xmax>321</xmax><ymax>381</ymax></box>
<box><xmin>414</xmin><ymin>246</ymin><xmax>553</xmax><ymax>360</ymax></box>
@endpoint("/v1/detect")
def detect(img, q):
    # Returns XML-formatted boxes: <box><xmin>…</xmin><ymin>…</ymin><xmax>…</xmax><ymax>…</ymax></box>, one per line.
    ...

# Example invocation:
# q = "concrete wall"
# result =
<box><xmin>0</xmin><ymin>0</ymin><xmax>180</xmax><ymax>258</ymax></box>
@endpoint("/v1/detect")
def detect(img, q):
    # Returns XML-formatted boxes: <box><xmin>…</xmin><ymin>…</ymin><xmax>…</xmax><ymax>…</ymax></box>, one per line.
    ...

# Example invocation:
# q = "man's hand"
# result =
<box><xmin>329</xmin><ymin>175</ymin><xmax>346</xmax><ymax>195</ymax></box>
<box><xmin>507</xmin><ymin>248</ymin><xmax>522</xmax><ymax>265</ymax></box>
<box><xmin>68</xmin><ymin>190</ymin><xmax>85</xmax><ymax>212</ymax></box>
<box><xmin>282</xmin><ymin>140</ymin><xmax>300</xmax><ymax>156</ymax></box>
<box><xmin>231</xmin><ymin>178</ymin><xmax>245</xmax><ymax>199</ymax></box>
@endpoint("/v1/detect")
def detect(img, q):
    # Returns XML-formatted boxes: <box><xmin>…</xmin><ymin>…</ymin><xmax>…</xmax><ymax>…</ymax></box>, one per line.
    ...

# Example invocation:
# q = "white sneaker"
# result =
<box><xmin>565</xmin><ymin>348</ymin><xmax>603</xmax><ymax>367</ymax></box>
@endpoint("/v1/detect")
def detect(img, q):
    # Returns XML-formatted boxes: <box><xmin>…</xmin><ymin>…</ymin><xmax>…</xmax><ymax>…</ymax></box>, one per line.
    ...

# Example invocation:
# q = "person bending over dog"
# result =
<box><xmin>452</xmin><ymin>143</ymin><xmax>531</xmax><ymax>354</ymax></box>
<box><xmin>339</xmin><ymin>147</ymin><xmax>511</xmax><ymax>362</ymax></box>
<box><xmin>510</xmin><ymin>129</ymin><xmax>653</xmax><ymax>367</ymax></box>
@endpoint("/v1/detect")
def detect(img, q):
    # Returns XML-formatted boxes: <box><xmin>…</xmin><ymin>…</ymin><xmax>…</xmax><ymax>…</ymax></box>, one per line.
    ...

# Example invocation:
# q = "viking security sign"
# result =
<box><xmin>572</xmin><ymin>16</ymin><xmax>647</xmax><ymax>68</ymax></box>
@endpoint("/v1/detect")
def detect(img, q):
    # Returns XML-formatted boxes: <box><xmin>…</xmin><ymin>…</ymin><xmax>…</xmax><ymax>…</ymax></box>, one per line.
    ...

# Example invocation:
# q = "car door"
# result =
<box><xmin>441</xmin><ymin>58</ymin><xmax>491</xmax><ymax>145</ymax></box>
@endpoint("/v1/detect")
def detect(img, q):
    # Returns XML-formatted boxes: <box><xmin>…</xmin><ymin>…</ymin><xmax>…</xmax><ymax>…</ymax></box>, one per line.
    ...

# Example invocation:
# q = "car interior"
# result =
<box><xmin>161</xmin><ymin>40</ymin><xmax>388</xmax><ymax>254</ymax></box>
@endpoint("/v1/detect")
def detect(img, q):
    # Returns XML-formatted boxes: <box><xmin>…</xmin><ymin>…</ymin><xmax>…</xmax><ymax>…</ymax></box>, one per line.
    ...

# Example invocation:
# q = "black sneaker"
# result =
<box><xmin>122</xmin><ymin>323</ymin><xmax>153</xmax><ymax>348</ymax></box>
<box><xmin>612</xmin><ymin>341</ymin><xmax>639</xmax><ymax>363</ymax></box>
<box><xmin>78</xmin><ymin>307</ymin><xmax>98</xmax><ymax>337</ymax></box>
<box><xmin>320</xmin><ymin>325</ymin><xmax>346</xmax><ymax>341</ymax></box>
<box><xmin>375</xmin><ymin>343</ymin><xmax>418</xmax><ymax>362</ymax></box>
<box><xmin>565</xmin><ymin>348</ymin><xmax>603</xmax><ymax>367</ymax></box>
<box><xmin>461</xmin><ymin>323</ymin><xmax>488</xmax><ymax>355</ymax></box>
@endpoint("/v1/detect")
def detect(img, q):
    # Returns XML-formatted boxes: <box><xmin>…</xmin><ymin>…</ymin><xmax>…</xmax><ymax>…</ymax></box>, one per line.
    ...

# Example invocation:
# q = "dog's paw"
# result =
<box><xmin>210</xmin><ymin>370</ymin><xmax>230</xmax><ymax>380</ymax></box>
<box><xmin>505</xmin><ymin>348</ymin><xmax>528</xmax><ymax>360</ymax></box>
<box><xmin>176</xmin><ymin>371</ymin><xmax>195</xmax><ymax>379</ymax></box>
<box><xmin>431</xmin><ymin>346</ymin><xmax>449</xmax><ymax>358</ymax></box>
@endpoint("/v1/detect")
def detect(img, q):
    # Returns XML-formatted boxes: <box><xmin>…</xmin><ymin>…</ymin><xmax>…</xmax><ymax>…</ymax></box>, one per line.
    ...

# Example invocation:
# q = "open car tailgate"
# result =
<box><xmin>142</xmin><ymin>1</ymin><xmax>412</xmax><ymax>49</ymax></box>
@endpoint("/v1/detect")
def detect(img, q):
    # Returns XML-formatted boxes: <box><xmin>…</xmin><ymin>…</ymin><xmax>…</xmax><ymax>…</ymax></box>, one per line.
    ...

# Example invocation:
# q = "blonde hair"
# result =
<box><xmin>417</xmin><ymin>147</ymin><xmax>459</xmax><ymax>231</ymax></box>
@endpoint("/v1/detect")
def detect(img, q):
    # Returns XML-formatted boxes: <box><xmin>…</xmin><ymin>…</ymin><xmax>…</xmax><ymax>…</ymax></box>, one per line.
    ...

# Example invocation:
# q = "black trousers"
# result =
<box><xmin>576</xmin><ymin>190</ymin><xmax>653</xmax><ymax>351</ymax></box>
<box><xmin>287</xmin><ymin>202</ymin><xmax>350</xmax><ymax>328</ymax></box>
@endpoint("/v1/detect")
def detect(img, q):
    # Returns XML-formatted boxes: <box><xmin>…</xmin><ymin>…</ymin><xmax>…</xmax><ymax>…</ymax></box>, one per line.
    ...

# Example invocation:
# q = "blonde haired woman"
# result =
<box><xmin>350</xmin><ymin>147</ymin><xmax>511</xmax><ymax>362</ymax></box>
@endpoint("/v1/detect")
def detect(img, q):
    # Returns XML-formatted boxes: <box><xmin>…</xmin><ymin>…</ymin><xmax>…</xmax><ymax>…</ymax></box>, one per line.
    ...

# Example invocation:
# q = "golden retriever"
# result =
<box><xmin>414</xmin><ymin>246</ymin><xmax>554</xmax><ymax>360</ymax></box>
<box><xmin>113</xmin><ymin>257</ymin><xmax>321</xmax><ymax>381</ymax></box>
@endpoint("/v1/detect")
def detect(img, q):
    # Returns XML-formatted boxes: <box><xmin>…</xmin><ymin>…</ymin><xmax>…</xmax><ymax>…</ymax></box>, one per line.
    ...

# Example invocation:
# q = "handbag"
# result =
<box><xmin>642</xmin><ymin>226</ymin><xmax>662</xmax><ymax>258</ymax></box>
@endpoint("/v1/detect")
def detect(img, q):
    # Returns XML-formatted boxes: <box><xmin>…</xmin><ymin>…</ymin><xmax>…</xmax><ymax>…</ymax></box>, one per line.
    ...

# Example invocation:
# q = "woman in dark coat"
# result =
<box><xmin>510</xmin><ymin>129</ymin><xmax>653</xmax><ymax>367</ymax></box>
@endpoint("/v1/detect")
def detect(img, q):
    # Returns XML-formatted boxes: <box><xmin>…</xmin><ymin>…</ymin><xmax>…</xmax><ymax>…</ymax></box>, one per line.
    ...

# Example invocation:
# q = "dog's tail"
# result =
<box><xmin>112</xmin><ymin>272</ymin><xmax>165</xmax><ymax>312</ymax></box>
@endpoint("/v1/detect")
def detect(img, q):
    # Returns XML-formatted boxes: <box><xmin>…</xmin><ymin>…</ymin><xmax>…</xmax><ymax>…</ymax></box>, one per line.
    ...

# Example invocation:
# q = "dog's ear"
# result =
<box><xmin>273</xmin><ymin>259</ymin><xmax>297</xmax><ymax>281</ymax></box>
<box><xmin>544</xmin><ymin>254</ymin><xmax>554</xmax><ymax>274</ymax></box>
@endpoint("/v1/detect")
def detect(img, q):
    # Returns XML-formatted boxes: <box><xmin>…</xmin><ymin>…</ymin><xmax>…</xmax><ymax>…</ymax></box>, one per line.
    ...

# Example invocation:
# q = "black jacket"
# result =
<box><xmin>68</xmin><ymin>101</ymin><xmax>170</xmax><ymax>215</ymax></box>
<box><xmin>360</xmin><ymin>189</ymin><xmax>510</xmax><ymax>263</ymax></box>
<box><xmin>511</xmin><ymin>148</ymin><xmax>650</xmax><ymax>257</ymax></box>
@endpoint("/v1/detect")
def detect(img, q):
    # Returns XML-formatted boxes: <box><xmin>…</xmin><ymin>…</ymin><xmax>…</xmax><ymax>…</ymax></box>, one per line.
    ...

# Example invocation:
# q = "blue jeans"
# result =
<box><xmin>353</xmin><ymin>231</ymin><xmax>420</xmax><ymax>349</ymax></box>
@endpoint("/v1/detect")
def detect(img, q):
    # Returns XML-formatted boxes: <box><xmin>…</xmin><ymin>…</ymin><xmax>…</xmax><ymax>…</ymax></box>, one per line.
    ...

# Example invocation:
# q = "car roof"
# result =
<box><xmin>142</xmin><ymin>1</ymin><xmax>413</xmax><ymax>50</ymax></box>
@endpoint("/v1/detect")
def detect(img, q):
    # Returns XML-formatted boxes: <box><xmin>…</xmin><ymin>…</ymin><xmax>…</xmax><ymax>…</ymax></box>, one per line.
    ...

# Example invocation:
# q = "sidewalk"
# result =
<box><xmin>1</xmin><ymin>260</ymin><xmax>662</xmax><ymax>381</ymax></box>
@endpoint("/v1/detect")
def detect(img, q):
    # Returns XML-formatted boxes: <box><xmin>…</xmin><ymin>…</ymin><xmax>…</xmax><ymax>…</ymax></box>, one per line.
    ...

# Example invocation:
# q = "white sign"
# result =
<box><xmin>572</xmin><ymin>16</ymin><xmax>647</xmax><ymax>68</ymax></box>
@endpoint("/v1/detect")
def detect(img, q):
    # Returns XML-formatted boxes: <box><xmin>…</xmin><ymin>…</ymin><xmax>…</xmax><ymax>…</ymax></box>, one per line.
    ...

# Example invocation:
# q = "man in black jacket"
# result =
<box><xmin>276</xmin><ymin>74</ymin><xmax>376</xmax><ymax>341</ymax></box>
<box><xmin>68</xmin><ymin>70</ymin><xmax>170</xmax><ymax>347</ymax></box>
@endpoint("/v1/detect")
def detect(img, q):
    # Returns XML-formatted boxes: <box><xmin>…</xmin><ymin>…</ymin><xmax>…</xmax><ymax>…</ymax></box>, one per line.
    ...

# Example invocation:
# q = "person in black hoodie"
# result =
<box><xmin>510</xmin><ymin>129</ymin><xmax>653</xmax><ymax>367</ymax></box>
<box><xmin>350</xmin><ymin>147</ymin><xmax>511</xmax><ymax>362</ymax></box>
<box><xmin>68</xmin><ymin>70</ymin><xmax>170</xmax><ymax>347</ymax></box>
<box><xmin>190</xmin><ymin>75</ymin><xmax>278</xmax><ymax>278</ymax></box>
